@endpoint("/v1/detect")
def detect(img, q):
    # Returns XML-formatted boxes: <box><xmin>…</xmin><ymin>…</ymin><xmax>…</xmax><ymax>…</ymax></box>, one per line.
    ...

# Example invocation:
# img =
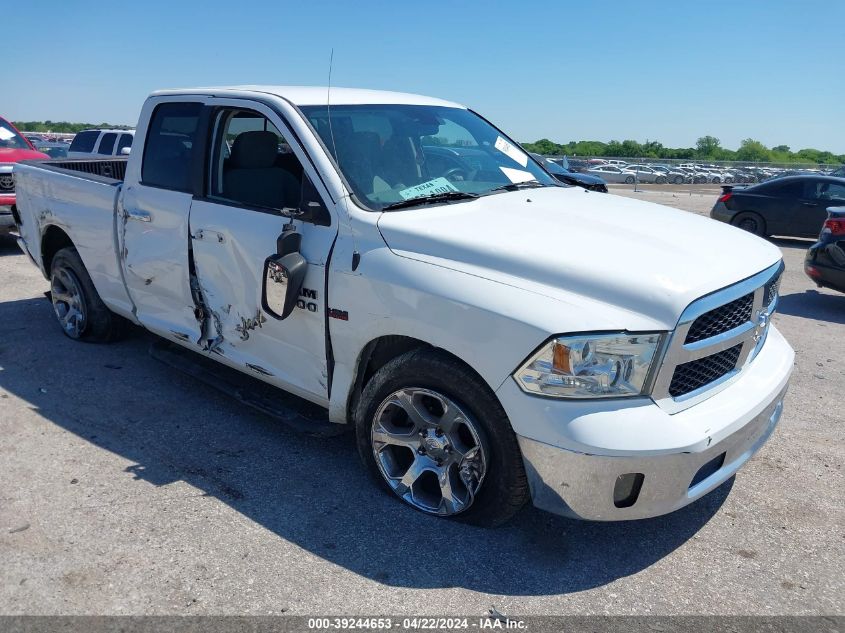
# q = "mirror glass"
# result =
<box><xmin>264</xmin><ymin>259</ymin><xmax>288</xmax><ymax>318</ymax></box>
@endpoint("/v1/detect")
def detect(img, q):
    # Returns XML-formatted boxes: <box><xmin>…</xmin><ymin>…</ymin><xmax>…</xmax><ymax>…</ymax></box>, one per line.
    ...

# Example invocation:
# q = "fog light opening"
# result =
<box><xmin>613</xmin><ymin>472</ymin><xmax>644</xmax><ymax>508</ymax></box>
<box><xmin>690</xmin><ymin>452</ymin><xmax>726</xmax><ymax>490</ymax></box>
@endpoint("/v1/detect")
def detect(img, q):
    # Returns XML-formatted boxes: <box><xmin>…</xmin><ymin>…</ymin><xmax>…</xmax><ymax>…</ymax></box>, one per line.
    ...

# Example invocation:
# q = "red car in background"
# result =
<box><xmin>1</xmin><ymin>116</ymin><xmax>50</xmax><ymax>235</ymax></box>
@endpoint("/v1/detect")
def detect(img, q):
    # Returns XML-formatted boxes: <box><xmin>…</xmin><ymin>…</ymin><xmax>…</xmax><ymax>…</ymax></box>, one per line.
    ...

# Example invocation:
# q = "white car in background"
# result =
<box><xmin>586</xmin><ymin>164</ymin><xmax>641</xmax><ymax>183</ymax></box>
<box><xmin>67</xmin><ymin>129</ymin><xmax>135</xmax><ymax>159</ymax></box>
<box><xmin>624</xmin><ymin>165</ymin><xmax>666</xmax><ymax>184</ymax></box>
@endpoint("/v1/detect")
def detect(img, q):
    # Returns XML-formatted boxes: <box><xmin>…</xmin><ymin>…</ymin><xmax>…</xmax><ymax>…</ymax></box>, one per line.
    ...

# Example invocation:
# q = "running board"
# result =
<box><xmin>148</xmin><ymin>339</ymin><xmax>346</xmax><ymax>438</ymax></box>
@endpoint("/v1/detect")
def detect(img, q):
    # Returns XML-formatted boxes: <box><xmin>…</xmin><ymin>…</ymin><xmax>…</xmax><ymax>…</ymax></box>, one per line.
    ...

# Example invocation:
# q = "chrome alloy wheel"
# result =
<box><xmin>371</xmin><ymin>388</ymin><xmax>488</xmax><ymax>516</ymax></box>
<box><xmin>51</xmin><ymin>267</ymin><xmax>87</xmax><ymax>339</ymax></box>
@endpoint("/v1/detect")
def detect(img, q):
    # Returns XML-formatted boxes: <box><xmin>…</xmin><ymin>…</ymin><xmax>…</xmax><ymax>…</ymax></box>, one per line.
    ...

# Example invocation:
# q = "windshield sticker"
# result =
<box><xmin>494</xmin><ymin>136</ymin><xmax>528</xmax><ymax>167</ymax></box>
<box><xmin>0</xmin><ymin>128</ymin><xmax>15</xmax><ymax>141</ymax></box>
<box><xmin>500</xmin><ymin>167</ymin><xmax>536</xmax><ymax>184</ymax></box>
<box><xmin>398</xmin><ymin>177</ymin><xmax>459</xmax><ymax>200</ymax></box>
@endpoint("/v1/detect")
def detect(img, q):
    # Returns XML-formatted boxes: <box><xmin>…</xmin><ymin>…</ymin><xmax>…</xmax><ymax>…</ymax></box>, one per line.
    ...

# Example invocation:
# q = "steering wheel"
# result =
<box><xmin>442</xmin><ymin>167</ymin><xmax>470</xmax><ymax>182</ymax></box>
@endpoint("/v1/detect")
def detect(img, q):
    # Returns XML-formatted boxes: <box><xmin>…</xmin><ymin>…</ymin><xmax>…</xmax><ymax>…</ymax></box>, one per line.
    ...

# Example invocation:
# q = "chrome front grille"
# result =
<box><xmin>685</xmin><ymin>292</ymin><xmax>753</xmax><ymax>343</ymax></box>
<box><xmin>0</xmin><ymin>168</ymin><xmax>13</xmax><ymax>193</ymax></box>
<box><xmin>763</xmin><ymin>269</ymin><xmax>782</xmax><ymax>307</ymax></box>
<box><xmin>669</xmin><ymin>344</ymin><xmax>742</xmax><ymax>397</ymax></box>
<box><xmin>653</xmin><ymin>261</ymin><xmax>784</xmax><ymax>413</ymax></box>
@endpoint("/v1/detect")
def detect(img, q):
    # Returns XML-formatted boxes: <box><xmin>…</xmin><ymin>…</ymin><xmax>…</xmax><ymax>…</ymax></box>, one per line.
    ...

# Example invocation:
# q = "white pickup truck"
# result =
<box><xmin>13</xmin><ymin>86</ymin><xmax>794</xmax><ymax>526</ymax></box>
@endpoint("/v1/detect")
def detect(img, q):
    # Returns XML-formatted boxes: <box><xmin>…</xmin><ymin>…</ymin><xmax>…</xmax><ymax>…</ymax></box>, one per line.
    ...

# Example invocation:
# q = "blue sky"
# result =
<box><xmin>7</xmin><ymin>0</ymin><xmax>844</xmax><ymax>152</ymax></box>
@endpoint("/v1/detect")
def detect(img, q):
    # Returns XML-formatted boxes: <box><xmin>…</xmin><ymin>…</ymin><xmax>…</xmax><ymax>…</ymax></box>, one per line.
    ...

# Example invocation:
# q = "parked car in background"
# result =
<box><xmin>32</xmin><ymin>141</ymin><xmax>70</xmax><ymax>159</ymax></box>
<box><xmin>586</xmin><ymin>164</ymin><xmax>639</xmax><ymax>183</ymax></box>
<box><xmin>651</xmin><ymin>165</ymin><xmax>690</xmax><ymax>184</ymax></box>
<box><xmin>564</xmin><ymin>158</ymin><xmax>590</xmax><ymax>173</ymax></box>
<box><xmin>67</xmin><ymin>129</ymin><xmax>135</xmax><ymax>159</ymax></box>
<box><xmin>830</xmin><ymin>166</ymin><xmax>845</xmax><ymax>178</ymax></box>
<box><xmin>623</xmin><ymin>165</ymin><xmax>666</xmax><ymax>184</ymax></box>
<box><xmin>710</xmin><ymin>176</ymin><xmax>845</xmax><ymax>237</ymax></box>
<box><xmin>805</xmin><ymin>206</ymin><xmax>845</xmax><ymax>293</ymax></box>
<box><xmin>530</xmin><ymin>153</ymin><xmax>608</xmax><ymax>192</ymax></box>
<box><xmin>0</xmin><ymin>116</ymin><xmax>50</xmax><ymax>234</ymax></box>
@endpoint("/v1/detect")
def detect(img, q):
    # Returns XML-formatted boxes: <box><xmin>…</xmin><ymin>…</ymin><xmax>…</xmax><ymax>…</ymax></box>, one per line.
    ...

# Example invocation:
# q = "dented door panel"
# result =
<box><xmin>188</xmin><ymin>198</ymin><xmax>335</xmax><ymax>401</ymax></box>
<box><xmin>120</xmin><ymin>184</ymin><xmax>200</xmax><ymax>341</ymax></box>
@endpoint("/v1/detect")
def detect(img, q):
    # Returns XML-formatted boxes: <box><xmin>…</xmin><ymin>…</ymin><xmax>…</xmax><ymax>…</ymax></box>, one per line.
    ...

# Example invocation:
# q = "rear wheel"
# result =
<box><xmin>50</xmin><ymin>247</ymin><xmax>128</xmax><ymax>342</ymax></box>
<box><xmin>732</xmin><ymin>212</ymin><xmax>767</xmax><ymax>237</ymax></box>
<box><xmin>355</xmin><ymin>348</ymin><xmax>528</xmax><ymax>527</ymax></box>
<box><xmin>624</xmin><ymin>175</ymin><xmax>635</xmax><ymax>184</ymax></box>
<box><xmin>674</xmin><ymin>175</ymin><xmax>684</xmax><ymax>184</ymax></box>
<box><xmin>656</xmin><ymin>176</ymin><xmax>667</xmax><ymax>184</ymax></box>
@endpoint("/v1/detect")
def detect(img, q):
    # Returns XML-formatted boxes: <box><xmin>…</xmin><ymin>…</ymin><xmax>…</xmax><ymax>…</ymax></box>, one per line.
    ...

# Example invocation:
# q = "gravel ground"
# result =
<box><xmin>0</xmin><ymin>187</ymin><xmax>842</xmax><ymax>616</ymax></box>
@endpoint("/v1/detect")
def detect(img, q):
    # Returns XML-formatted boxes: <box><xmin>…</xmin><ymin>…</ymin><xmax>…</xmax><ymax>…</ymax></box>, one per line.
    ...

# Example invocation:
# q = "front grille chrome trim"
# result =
<box><xmin>653</xmin><ymin>261</ymin><xmax>784</xmax><ymax>414</ymax></box>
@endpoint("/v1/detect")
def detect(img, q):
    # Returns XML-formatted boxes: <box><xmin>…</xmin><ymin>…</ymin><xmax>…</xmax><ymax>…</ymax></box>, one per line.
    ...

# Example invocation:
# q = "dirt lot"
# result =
<box><xmin>0</xmin><ymin>188</ymin><xmax>843</xmax><ymax>616</ymax></box>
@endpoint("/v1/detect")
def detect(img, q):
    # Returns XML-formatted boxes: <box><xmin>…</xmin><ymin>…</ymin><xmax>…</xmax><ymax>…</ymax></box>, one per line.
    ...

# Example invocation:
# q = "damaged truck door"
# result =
<box><xmin>187</xmin><ymin>101</ymin><xmax>337</xmax><ymax>399</ymax></box>
<box><xmin>120</xmin><ymin>99</ymin><xmax>208</xmax><ymax>342</ymax></box>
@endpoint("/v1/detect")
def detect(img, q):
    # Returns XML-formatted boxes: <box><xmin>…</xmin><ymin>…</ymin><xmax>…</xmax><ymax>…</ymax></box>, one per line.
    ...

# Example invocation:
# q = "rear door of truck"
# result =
<box><xmin>120</xmin><ymin>97</ymin><xmax>210</xmax><ymax>341</ymax></box>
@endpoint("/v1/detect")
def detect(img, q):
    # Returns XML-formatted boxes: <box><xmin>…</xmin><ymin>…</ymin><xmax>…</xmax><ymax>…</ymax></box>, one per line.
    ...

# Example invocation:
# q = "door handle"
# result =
<box><xmin>125</xmin><ymin>208</ymin><xmax>152</xmax><ymax>222</ymax></box>
<box><xmin>192</xmin><ymin>229</ymin><xmax>225</xmax><ymax>243</ymax></box>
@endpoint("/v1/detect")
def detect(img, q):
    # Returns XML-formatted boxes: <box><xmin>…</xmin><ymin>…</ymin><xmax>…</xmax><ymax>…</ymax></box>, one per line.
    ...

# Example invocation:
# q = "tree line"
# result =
<box><xmin>13</xmin><ymin>120</ymin><xmax>133</xmax><ymax>134</ymax></box>
<box><xmin>522</xmin><ymin>135</ymin><xmax>844</xmax><ymax>165</ymax></box>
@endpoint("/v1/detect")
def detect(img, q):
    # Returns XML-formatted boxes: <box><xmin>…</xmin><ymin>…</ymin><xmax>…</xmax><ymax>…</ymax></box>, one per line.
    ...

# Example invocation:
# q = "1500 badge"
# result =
<box><xmin>298</xmin><ymin>287</ymin><xmax>318</xmax><ymax>313</ymax></box>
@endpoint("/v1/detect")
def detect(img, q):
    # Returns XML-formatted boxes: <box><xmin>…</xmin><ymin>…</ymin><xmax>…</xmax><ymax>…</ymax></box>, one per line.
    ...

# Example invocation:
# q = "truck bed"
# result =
<box><xmin>14</xmin><ymin>157</ymin><xmax>135</xmax><ymax>318</ymax></box>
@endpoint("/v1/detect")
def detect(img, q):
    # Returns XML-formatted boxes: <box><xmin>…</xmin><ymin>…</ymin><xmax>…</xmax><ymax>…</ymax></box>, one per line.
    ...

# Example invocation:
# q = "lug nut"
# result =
<box><xmin>435</xmin><ymin>428</ymin><xmax>444</xmax><ymax>437</ymax></box>
<box><xmin>417</xmin><ymin>447</ymin><xmax>426</xmax><ymax>455</ymax></box>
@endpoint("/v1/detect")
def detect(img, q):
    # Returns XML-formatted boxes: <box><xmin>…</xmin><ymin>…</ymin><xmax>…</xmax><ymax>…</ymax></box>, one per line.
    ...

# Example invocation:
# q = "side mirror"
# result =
<box><xmin>262</xmin><ymin>252</ymin><xmax>307</xmax><ymax>320</ymax></box>
<box><xmin>120</xmin><ymin>147</ymin><xmax>132</xmax><ymax>155</ymax></box>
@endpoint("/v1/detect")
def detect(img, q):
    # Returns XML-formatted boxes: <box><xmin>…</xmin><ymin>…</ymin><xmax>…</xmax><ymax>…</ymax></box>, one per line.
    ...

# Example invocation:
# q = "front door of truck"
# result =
<box><xmin>188</xmin><ymin>104</ymin><xmax>337</xmax><ymax>401</ymax></box>
<box><xmin>120</xmin><ymin>99</ymin><xmax>207</xmax><ymax>342</ymax></box>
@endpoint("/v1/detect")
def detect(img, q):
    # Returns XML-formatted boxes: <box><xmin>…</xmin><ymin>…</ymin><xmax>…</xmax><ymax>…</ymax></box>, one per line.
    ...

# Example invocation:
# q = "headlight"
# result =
<box><xmin>515</xmin><ymin>333</ymin><xmax>663</xmax><ymax>398</ymax></box>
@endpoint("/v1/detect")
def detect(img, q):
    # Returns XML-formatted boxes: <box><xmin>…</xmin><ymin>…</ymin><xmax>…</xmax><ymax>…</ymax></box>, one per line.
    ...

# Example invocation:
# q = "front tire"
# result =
<box><xmin>624</xmin><ymin>175</ymin><xmax>635</xmax><ymax>184</ymax></box>
<box><xmin>50</xmin><ymin>247</ymin><xmax>128</xmax><ymax>342</ymax></box>
<box><xmin>355</xmin><ymin>348</ymin><xmax>528</xmax><ymax>527</ymax></box>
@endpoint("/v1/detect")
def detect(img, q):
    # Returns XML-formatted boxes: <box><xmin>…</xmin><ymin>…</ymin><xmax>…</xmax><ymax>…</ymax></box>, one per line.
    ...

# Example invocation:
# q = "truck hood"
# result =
<box><xmin>0</xmin><ymin>148</ymin><xmax>50</xmax><ymax>163</ymax></box>
<box><xmin>377</xmin><ymin>186</ymin><xmax>782</xmax><ymax>328</ymax></box>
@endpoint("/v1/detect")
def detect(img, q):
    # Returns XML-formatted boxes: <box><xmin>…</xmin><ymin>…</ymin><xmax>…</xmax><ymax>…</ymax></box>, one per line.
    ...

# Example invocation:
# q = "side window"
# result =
<box><xmin>117</xmin><ymin>133</ymin><xmax>133</xmax><ymax>153</ymax></box>
<box><xmin>141</xmin><ymin>101</ymin><xmax>202</xmax><ymax>192</ymax></box>
<box><xmin>765</xmin><ymin>181</ymin><xmax>803</xmax><ymax>198</ymax></box>
<box><xmin>811</xmin><ymin>181</ymin><xmax>845</xmax><ymax>201</ymax></box>
<box><xmin>208</xmin><ymin>108</ymin><xmax>304</xmax><ymax>212</ymax></box>
<box><xmin>69</xmin><ymin>130</ymin><xmax>98</xmax><ymax>153</ymax></box>
<box><xmin>827</xmin><ymin>183</ymin><xmax>845</xmax><ymax>200</ymax></box>
<box><xmin>98</xmin><ymin>132</ymin><xmax>117</xmax><ymax>155</ymax></box>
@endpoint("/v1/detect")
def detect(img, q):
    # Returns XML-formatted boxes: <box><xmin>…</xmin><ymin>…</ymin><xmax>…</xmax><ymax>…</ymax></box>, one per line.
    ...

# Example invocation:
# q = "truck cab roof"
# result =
<box><xmin>149</xmin><ymin>85</ymin><xmax>466</xmax><ymax>108</ymax></box>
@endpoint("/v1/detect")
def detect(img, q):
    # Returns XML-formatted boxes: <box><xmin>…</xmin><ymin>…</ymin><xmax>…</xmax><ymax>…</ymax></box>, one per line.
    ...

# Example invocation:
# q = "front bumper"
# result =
<box><xmin>805</xmin><ymin>241</ymin><xmax>845</xmax><ymax>293</ymax></box>
<box><xmin>499</xmin><ymin>326</ymin><xmax>793</xmax><ymax>521</ymax></box>
<box><xmin>0</xmin><ymin>205</ymin><xmax>15</xmax><ymax>234</ymax></box>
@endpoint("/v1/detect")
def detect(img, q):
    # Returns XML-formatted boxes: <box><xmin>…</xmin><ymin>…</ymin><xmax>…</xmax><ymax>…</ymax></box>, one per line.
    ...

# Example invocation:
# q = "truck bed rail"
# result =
<box><xmin>46</xmin><ymin>158</ymin><xmax>127</xmax><ymax>181</ymax></box>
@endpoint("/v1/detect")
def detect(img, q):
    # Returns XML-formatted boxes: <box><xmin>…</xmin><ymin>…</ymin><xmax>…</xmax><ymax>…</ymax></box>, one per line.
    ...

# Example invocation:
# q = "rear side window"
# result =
<box><xmin>761</xmin><ymin>180</ymin><xmax>804</xmax><ymax>197</ymax></box>
<box><xmin>117</xmin><ymin>133</ymin><xmax>133</xmax><ymax>153</ymax></box>
<box><xmin>98</xmin><ymin>133</ymin><xmax>117</xmax><ymax>155</ymax></box>
<box><xmin>141</xmin><ymin>102</ymin><xmax>202</xmax><ymax>192</ymax></box>
<box><xmin>69</xmin><ymin>131</ymin><xmax>99</xmax><ymax>153</ymax></box>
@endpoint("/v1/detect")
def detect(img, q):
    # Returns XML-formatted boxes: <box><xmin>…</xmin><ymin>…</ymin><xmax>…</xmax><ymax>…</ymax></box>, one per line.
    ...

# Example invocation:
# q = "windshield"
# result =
<box><xmin>0</xmin><ymin>119</ymin><xmax>31</xmax><ymax>150</ymax></box>
<box><xmin>299</xmin><ymin>104</ymin><xmax>555</xmax><ymax>210</ymax></box>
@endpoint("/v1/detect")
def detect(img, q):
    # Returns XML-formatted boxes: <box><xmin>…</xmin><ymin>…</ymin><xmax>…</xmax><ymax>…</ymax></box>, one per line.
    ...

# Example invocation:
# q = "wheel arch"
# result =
<box><xmin>40</xmin><ymin>224</ymin><xmax>75</xmax><ymax>276</ymax></box>
<box><xmin>345</xmin><ymin>335</ymin><xmax>497</xmax><ymax>427</ymax></box>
